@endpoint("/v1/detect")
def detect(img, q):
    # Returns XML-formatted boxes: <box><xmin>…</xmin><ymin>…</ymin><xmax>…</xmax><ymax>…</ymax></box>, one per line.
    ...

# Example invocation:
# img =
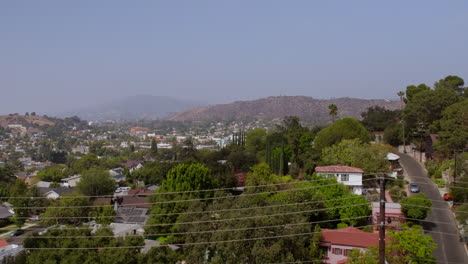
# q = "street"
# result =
<box><xmin>398</xmin><ymin>152</ymin><xmax>468</xmax><ymax>264</ymax></box>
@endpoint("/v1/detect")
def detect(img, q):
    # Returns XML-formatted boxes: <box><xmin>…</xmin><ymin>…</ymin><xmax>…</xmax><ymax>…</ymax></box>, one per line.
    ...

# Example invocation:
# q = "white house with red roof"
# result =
<box><xmin>315</xmin><ymin>165</ymin><xmax>364</xmax><ymax>195</ymax></box>
<box><xmin>320</xmin><ymin>226</ymin><xmax>380</xmax><ymax>264</ymax></box>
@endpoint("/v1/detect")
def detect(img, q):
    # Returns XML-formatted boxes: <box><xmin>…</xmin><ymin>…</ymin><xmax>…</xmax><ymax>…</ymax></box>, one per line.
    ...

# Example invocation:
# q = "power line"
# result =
<box><xmin>11</xmin><ymin>180</ymin><xmax>375</xmax><ymax>210</ymax></box>
<box><xmin>388</xmin><ymin>193</ymin><xmax>468</xmax><ymax>205</ymax></box>
<box><xmin>0</xmin><ymin>177</ymin><xmax>352</xmax><ymax>200</ymax></box>
<box><xmin>387</xmin><ymin>177</ymin><xmax>468</xmax><ymax>190</ymax></box>
<box><xmin>23</xmin><ymin>224</ymin><xmax>377</xmax><ymax>250</ymax></box>
<box><xmin>16</xmin><ymin>203</ymin><xmax>371</xmax><ymax>231</ymax></box>
<box><xmin>10</xmin><ymin>195</ymin><xmax>375</xmax><ymax>219</ymax></box>
<box><xmin>23</xmin><ymin>216</ymin><xmax>371</xmax><ymax>239</ymax></box>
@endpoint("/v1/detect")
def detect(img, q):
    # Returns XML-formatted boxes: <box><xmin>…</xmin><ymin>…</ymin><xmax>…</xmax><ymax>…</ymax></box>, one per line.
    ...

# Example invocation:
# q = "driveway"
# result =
<box><xmin>398</xmin><ymin>152</ymin><xmax>468</xmax><ymax>264</ymax></box>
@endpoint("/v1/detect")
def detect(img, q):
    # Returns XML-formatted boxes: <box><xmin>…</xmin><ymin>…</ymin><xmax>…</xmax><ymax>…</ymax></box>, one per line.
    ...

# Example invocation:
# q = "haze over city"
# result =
<box><xmin>1</xmin><ymin>0</ymin><xmax>468</xmax><ymax>114</ymax></box>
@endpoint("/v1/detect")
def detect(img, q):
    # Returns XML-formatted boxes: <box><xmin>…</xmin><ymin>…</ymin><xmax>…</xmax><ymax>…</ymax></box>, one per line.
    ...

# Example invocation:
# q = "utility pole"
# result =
<box><xmin>379</xmin><ymin>173</ymin><xmax>386</xmax><ymax>264</ymax></box>
<box><xmin>454</xmin><ymin>151</ymin><xmax>457</xmax><ymax>182</ymax></box>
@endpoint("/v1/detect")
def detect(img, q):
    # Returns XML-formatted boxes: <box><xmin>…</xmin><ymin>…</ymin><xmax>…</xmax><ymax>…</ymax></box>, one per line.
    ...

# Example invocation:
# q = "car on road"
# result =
<box><xmin>409</xmin><ymin>183</ymin><xmax>420</xmax><ymax>193</ymax></box>
<box><xmin>11</xmin><ymin>229</ymin><xmax>24</xmax><ymax>236</ymax></box>
<box><xmin>443</xmin><ymin>193</ymin><xmax>453</xmax><ymax>201</ymax></box>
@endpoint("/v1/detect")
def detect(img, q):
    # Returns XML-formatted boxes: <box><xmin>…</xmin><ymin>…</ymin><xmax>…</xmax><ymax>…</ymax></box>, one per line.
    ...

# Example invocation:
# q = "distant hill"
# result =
<box><xmin>57</xmin><ymin>95</ymin><xmax>204</xmax><ymax>121</ymax></box>
<box><xmin>168</xmin><ymin>96</ymin><xmax>400</xmax><ymax>125</ymax></box>
<box><xmin>0</xmin><ymin>114</ymin><xmax>55</xmax><ymax>128</ymax></box>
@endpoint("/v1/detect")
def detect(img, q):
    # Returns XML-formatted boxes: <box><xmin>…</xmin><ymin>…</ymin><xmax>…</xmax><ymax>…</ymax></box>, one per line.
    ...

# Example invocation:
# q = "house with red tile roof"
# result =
<box><xmin>315</xmin><ymin>165</ymin><xmax>364</xmax><ymax>195</ymax></box>
<box><xmin>320</xmin><ymin>226</ymin><xmax>380</xmax><ymax>264</ymax></box>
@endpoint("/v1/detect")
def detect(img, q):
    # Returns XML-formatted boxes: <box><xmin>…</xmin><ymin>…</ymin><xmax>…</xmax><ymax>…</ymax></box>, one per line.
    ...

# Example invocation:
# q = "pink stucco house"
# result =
<box><xmin>320</xmin><ymin>226</ymin><xmax>380</xmax><ymax>264</ymax></box>
<box><xmin>371</xmin><ymin>202</ymin><xmax>405</xmax><ymax>231</ymax></box>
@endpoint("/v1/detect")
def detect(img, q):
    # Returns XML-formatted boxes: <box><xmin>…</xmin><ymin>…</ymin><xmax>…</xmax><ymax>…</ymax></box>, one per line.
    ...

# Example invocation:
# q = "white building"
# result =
<box><xmin>61</xmin><ymin>174</ymin><xmax>81</xmax><ymax>187</ymax></box>
<box><xmin>315</xmin><ymin>165</ymin><xmax>364</xmax><ymax>195</ymax></box>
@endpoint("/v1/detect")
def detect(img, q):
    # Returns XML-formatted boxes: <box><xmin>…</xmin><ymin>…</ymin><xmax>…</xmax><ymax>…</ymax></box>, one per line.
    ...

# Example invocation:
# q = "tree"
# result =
<box><xmin>245</xmin><ymin>128</ymin><xmax>267</xmax><ymax>153</ymax></box>
<box><xmin>151</xmin><ymin>139</ymin><xmax>158</xmax><ymax>157</ymax></box>
<box><xmin>22</xmin><ymin>227</ymin><xmax>144</xmax><ymax>264</ymax></box>
<box><xmin>434</xmin><ymin>99</ymin><xmax>468</xmax><ymax>156</ymax></box>
<box><xmin>328</xmin><ymin>104</ymin><xmax>338</xmax><ymax>122</ymax></box>
<box><xmin>31</xmin><ymin>112</ymin><xmax>36</xmax><ymax>116</ymax></box>
<box><xmin>434</xmin><ymin>75</ymin><xmax>466</xmax><ymax>96</ymax></box>
<box><xmin>41</xmin><ymin>193</ymin><xmax>91</xmax><ymax>226</ymax></box>
<box><xmin>404</xmin><ymin>83</ymin><xmax>430</xmax><ymax>103</ymax></box>
<box><xmin>348</xmin><ymin>224</ymin><xmax>436</xmax><ymax>264</ymax></box>
<box><xmin>37</xmin><ymin>165</ymin><xmax>66</xmax><ymax>182</ymax></box>
<box><xmin>146</xmin><ymin>163</ymin><xmax>217</xmax><ymax>234</ymax></box>
<box><xmin>131</xmin><ymin>161</ymin><xmax>166</xmax><ymax>185</ymax></box>
<box><xmin>401</xmin><ymin>193</ymin><xmax>432</xmax><ymax>220</ymax></box>
<box><xmin>71</xmin><ymin>153</ymin><xmax>101</xmax><ymax>173</ymax></box>
<box><xmin>361</xmin><ymin>106</ymin><xmax>400</xmax><ymax>132</ymax></box>
<box><xmin>77</xmin><ymin>169</ymin><xmax>116</xmax><ymax>196</ymax></box>
<box><xmin>383</xmin><ymin>123</ymin><xmax>403</xmax><ymax>146</ymax></box>
<box><xmin>314</xmin><ymin>118</ymin><xmax>371</xmax><ymax>151</ymax></box>
<box><xmin>403</xmin><ymin>84</ymin><xmax>460</xmax><ymax>132</ymax></box>
<box><xmin>310</xmin><ymin>225</ymin><xmax>323</xmax><ymax>261</ymax></box>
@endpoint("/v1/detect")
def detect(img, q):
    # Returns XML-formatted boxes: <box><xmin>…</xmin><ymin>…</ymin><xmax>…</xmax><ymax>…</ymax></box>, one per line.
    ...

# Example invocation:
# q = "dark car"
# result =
<box><xmin>11</xmin><ymin>229</ymin><xmax>24</xmax><ymax>236</ymax></box>
<box><xmin>410</xmin><ymin>183</ymin><xmax>420</xmax><ymax>193</ymax></box>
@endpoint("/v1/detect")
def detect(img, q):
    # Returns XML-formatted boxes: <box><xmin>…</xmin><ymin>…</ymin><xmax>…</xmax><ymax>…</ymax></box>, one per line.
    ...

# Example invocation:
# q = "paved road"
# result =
<box><xmin>5</xmin><ymin>226</ymin><xmax>47</xmax><ymax>245</ymax></box>
<box><xmin>398</xmin><ymin>152</ymin><xmax>468</xmax><ymax>264</ymax></box>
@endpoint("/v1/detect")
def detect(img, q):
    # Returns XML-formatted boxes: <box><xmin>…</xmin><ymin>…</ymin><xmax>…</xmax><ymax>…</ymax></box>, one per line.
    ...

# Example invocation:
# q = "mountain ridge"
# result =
<box><xmin>167</xmin><ymin>96</ymin><xmax>400</xmax><ymax>125</ymax></box>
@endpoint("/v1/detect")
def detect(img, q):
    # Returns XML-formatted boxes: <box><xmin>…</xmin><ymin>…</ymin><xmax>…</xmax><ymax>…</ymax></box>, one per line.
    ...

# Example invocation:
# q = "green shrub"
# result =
<box><xmin>337</xmin><ymin>223</ymin><xmax>349</xmax><ymax>229</ymax></box>
<box><xmin>433</xmin><ymin>178</ymin><xmax>446</xmax><ymax>188</ymax></box>
<box><xmin>389</xmin><ymin>186</ymin><xmax>407</xmax><ymax>202</ymax></box>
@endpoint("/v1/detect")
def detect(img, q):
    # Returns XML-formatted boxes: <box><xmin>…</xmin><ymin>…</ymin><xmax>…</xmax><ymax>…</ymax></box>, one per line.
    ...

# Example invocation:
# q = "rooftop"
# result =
<box><xmin>315</xmin><ymin>165</ymin><xmax>364</xmax><ymax>173</ymax></box>
<box><xmin>321</xmin><ymin>226</ymin><xmax>380</xmax><ymax>248</ymax></box>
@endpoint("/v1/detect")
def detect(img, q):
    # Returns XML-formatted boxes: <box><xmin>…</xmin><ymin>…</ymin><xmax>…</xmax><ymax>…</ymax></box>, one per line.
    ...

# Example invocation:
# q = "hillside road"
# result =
<box><xmin>398</xmin><ymin>153</ymin><xmax>468</xmax><ymax>264</ymax></box>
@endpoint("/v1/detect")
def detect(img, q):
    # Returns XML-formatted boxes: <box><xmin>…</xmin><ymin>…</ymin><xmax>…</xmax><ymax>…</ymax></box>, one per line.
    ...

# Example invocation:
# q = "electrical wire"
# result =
<box><xmin>23</xmin><ymin>224</ymin><xmax>377</xmax><ymax>250</ymax></box>
<box><xmin>13</xmin><ymin>202</ymin><xmax>371</xmax><ymax>231</ymax></box>
<box><xmin>11</xmin><ymin>194</ymin><xmax>375</xmax><ymax>219</ymax></box>
<box><xmin>23</xmin><ymin>216</ymin><xmax>371</xmax><ymax>239</ymax></box>
<box><xmin>11</xmin><ymin>180</ymin><xmax>375</xmax><ymax>210</ymax></box>
<box><xmin>0</xmin><ymin>176</ymin><xmax>351</xmax><ymax>200</ymax></box>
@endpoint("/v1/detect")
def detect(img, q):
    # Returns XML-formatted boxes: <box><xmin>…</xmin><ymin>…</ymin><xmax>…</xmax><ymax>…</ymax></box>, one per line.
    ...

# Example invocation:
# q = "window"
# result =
<box><xmin>341</xmin><ymin>174</ymin><xmax>349</xmax><ymax>181</ymax></box>
<box><xmin>344</xmin><ymin>249</ymin><xmax>352</xmax><ymax>256</ymax></box>
<box><xmin>332</xmin><ymin>248</ymin><xmax>342</xmax><ymax>255</ymax></box>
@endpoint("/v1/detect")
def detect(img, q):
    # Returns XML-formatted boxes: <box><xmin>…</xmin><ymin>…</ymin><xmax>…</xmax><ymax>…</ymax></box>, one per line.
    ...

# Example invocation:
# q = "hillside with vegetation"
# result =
<box><xmin>168</xmin><ymin>96</ymin><xmax>400</xmax><ymax>125</ymax></box>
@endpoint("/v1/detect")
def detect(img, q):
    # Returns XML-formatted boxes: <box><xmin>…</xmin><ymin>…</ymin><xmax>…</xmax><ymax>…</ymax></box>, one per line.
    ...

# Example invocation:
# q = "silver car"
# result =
<box><xmin>410</xmin><ymin>183</ymin><xmax>420</xmax><ymax>193</ymax></box>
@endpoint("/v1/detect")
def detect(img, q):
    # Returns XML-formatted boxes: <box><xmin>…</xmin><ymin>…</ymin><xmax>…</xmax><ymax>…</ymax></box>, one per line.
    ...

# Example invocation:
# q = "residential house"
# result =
<box><xmin>372</xmin><ymin>131</ymin><xmax>384</xmax><ymax>143</ymax></box>
<box><xmin>110</xmin><ymin>223</ymin><xmax>145</xmax><ymax>237</ymax></box>
<box><xmin>0</xmin><ymin>203</ymin><xmax>14</xmax><ymax>220</ymax></box>
<box><xmin>320</xmin><ymin>226</ymin><xmax>380</xmax><ymax>264</ymax></box>
<box><xmin>129</xmin><ymin>127</ymin><xmax>149</xmax><ymax>137</ymax></box>
<box><xmin>315</xmin><ymin>165</ymin><xmax>364</xmax><ymax>195</ymax></box>
<box><xmin>372</xmin><ymin>202</ymin><xmax>405</xmax><ymax>231</ymax></box>
<box><xmin>0</xmin><ymin>239</ymin><xmax>23</xmax><ymax>263</ymax></box>
<box><xmin>61</xmin><ymin>175</ymin><xmax>81</xmax><ymax>187</ymax></box>
<box><xmin>35</xmin><ymin>181</ymin><xmax>52</xmax><ymax>188</ymax></box>
<box><xmin>109</xmin><ymin>168</ymin><xmax>126</xmax><ymax>183</ymax></box>
<box><xmin>124</xmin><ymin>160</ymin><xmax>144</xmax><ymax>173</ymax></box>
<box><xmin>38</xmin><ymin>187</ymin><xmax>76</xmax><ymax>199</ymax></box>
<box><xmin>386</xmin><ymin>153</ymin><xmax>401</xmax><ymax>178</ymax></box>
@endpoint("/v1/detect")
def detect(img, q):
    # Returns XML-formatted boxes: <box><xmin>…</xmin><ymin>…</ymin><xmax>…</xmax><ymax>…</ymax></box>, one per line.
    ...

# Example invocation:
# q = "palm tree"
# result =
<box><xmin>397</xmin><ymin>91</ymin><xmax>405</xmax><ymax>109</ymax></box>
<box><xmin>397</xmin><ymin>91</ymin><xmax>406</xmax><ymax>148</ymax></box>
<box><xmin>328</xmin><ymin>104</ymin><xmax>338</xmax><ymax>122</ymax></box>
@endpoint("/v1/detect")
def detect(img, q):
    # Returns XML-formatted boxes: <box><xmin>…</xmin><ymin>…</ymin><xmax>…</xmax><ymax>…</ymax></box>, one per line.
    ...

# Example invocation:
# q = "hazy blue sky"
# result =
<box><xmin>1</xmin><ymin>0</ymin><xmax>467</xmax><ymax>114</ymax></box>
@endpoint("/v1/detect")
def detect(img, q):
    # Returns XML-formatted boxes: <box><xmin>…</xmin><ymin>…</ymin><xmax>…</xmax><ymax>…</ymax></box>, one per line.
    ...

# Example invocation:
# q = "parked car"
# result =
<box><xmin>409</xmin><ymin>183</ymin><xmax>420</xmax><ymax>193</ymax></box>
<box><xmin>11</xmin><ymin>229</ymin><xmax>24</xmax><ymax>236</ymax></box>
<box><xmin>443</xmin><ymin>193</ymin><xmax>453</xmax><ymax>201</ymax></box>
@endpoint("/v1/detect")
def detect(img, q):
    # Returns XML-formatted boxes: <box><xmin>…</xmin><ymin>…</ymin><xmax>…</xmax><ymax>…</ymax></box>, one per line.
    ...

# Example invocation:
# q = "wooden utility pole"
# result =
<box><xmin>379</xmin><ymin>173</ymin><xmax>386</xmax><ymax>264</ymax></box>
